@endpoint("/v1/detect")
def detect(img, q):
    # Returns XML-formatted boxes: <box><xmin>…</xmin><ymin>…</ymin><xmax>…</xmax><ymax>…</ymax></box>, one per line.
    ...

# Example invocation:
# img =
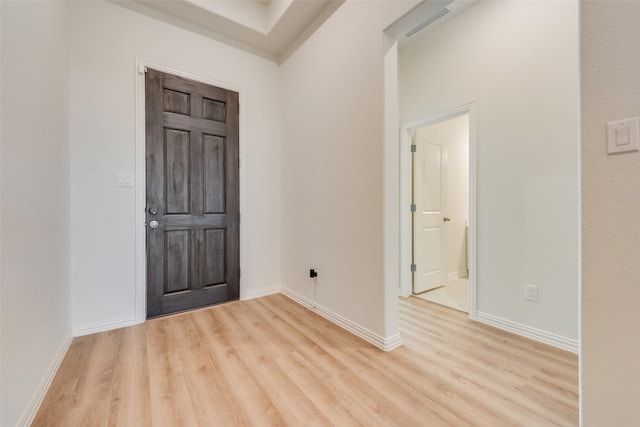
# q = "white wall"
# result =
<box><xmin>280</xmin><ymin>0</ymin><xmax>418</xmax><ymax>339</ymax></box>
<box><xmin>416</xmin><ymin>115</ymin><xmax>469</xmax><ymax>279</ymax></box>
<box><xmin>70</xmin><ymin>1</ymin><xmax>282</xmax><ymax>333</ymax></box>
<box><xmin>582</xmin><ymin>2</ymin><xmax>640</xmax><ymax>424</ymax></box>
<box><xmin>0</xmin><ymin>2</ymin><xmax>72</xmax><ymax>426</ymax></box>
<box><xmin>400</xmin><ymin>1</ymin><xmax>580</xmax><ymax>342</ymax></box>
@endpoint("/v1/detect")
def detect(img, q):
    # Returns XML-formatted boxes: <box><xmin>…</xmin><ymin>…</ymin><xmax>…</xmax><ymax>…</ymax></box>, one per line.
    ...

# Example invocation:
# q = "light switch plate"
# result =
<box><xmin>116</xmin><ymin>173</ymin><xmax>134</xmax><ymax>188</ymax></box>
<box><xmin>524</xmin><ymin>284</ymin><xmax>538</xmax><ymax>302</ymax></box>
<box><xmin>607</xmin><ymin>117</ymin><xmax>639</xmax><ymax>154</ymax></box>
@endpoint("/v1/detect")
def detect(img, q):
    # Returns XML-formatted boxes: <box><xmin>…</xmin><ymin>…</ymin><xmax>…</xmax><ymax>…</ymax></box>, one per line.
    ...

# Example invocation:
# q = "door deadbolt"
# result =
<box><xmin>149</xmin><ymin>220</ymin><xmax>159</xmax><ymax>229</ymax></box>
<box><xmin>148</xmin><ymin>206</ymin><xmax>158</xmax><ymax>215</ymax></box>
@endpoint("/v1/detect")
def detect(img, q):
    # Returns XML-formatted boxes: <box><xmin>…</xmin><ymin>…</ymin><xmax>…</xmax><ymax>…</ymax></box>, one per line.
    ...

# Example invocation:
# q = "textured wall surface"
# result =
<box><xmin>581</xmin><ymin>1</ymin><xmax>640</xmax><ymax>424</ymax></box>
<box><xmin>280</xmin><ymin>0</ymin><xmax>418</xmax><ymax>338</ymax></box>
<box><xmin>1</xmin><ymin>2</ymin><xmax>72</xmax><ymax>425</ymax></box>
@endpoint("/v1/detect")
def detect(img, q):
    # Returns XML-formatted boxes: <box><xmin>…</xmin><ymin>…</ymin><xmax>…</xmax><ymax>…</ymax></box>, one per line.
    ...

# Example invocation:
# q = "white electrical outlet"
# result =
<box><xmin>524</xmin><ymin>284</ymin><xmax>539</xmax><ymax>302</ymax></box>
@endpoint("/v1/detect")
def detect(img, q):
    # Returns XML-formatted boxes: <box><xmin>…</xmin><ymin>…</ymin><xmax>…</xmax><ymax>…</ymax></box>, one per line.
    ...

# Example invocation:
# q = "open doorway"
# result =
<box><xmin>399</xmin><ymin>104</ymin><xmax>476</xmax><ymax>317</ymax></box>
<box><xmin>411</xmin><ymin>113</ymin><xmax>469</xmax><ymax>313</ymax></box>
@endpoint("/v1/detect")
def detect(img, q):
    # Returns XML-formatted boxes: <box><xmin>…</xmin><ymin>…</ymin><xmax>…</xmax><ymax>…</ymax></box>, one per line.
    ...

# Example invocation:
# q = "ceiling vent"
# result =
<box><xmin>404</xmin><ymin>7</ymin><xmax>450</xmax><ymax>38</ymax></box>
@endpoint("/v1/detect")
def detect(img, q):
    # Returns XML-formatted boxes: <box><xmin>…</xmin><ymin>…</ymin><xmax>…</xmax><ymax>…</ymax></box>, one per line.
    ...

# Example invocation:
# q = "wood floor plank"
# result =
<box><xmin>146</xmin><ymin>316</ymin><xmax>200</xmax><ymax>427</ymax></box>
<box><xmin>221</xmin><ymin>300</ymin><xmax>331</xmax><ymax>426</ymax></box>
<box><xmin>396</xmin><ymin>317</ymin><xmax>572</xmax><ymax>425</ymax></box>
<box><xmin>33</xmin><ymin>294</ymin><xmax>579</xmax><ymax>426</ymax></box>
<box><xmin>189</xmin><ymin>308</ymin><xmax>255</xmax><ymax>426</ymax></box>
<box><xmin>201</xmin><ymin>305</ymin><xmax>289</xmax><ymax>426</ymax></box>
<box><xmin>107</xmin><ymin>325</ymin><xmax>152</xmax><ymax>427</ymax></box>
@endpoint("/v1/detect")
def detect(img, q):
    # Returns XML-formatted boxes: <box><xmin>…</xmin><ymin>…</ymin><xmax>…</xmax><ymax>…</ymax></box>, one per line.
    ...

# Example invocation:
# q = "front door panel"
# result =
<box><xmin>145</xmin><ymin>69</ymin><xmax>239</xmax><ymax>318</ymax></box>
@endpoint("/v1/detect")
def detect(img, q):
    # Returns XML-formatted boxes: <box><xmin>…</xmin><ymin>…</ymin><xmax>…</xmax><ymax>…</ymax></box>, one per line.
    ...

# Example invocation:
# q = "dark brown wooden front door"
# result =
<box><xmin>145</xmin><ymin>69</ymin><xmax>239</xmax><ymax>318</ymax></box>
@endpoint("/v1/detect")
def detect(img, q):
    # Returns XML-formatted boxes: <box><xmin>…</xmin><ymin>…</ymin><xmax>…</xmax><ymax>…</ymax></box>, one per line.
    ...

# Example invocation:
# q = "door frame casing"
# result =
<box><xmin>134</xmin><ymin>59</ymin><xmax>247</xmax><ymax>324</ymax></box>
<box><xmin>400</xmin><ymin>102</ymin><xmax>477</xmax><ymax>319</ymax></box>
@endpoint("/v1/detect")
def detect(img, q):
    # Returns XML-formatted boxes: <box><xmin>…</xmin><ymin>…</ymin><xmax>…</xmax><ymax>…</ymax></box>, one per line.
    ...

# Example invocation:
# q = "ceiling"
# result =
<box><xmin>113</xmin><ymin>0</ymin><xmax>345</xmax><ymax>63</ymax></box>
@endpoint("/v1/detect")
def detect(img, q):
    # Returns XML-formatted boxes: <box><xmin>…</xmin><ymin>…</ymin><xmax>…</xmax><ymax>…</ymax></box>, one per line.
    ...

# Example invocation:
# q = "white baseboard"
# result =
<box><xmin>72</xmin><ymin>287</ymin><xmax>404</xmax><ymax>353</ymax></box>
<box><xmin>281</xmin><ymin>287</ymin><xmax>402</xmax><ymax>352</ymax></box>
<box><xmin>18</xmin><ymin>335</ymin><xmax>72</xmax><ymax>427</ymax></box>
<box><xmin>241</xmin><ymin>285</ymin><xmax>282</xmax><ymax>301</ymax></box>
<box><xmin>475</xmin><ymin>311</ymin><xmax>578</xmax><ymax>353</ymax></box>
<box><xmin>74</xmin><ymin>286</ymin><xmax>282</xmax><ymax>336</ymax></box>
<box><xmin>73</xmin><ymin>316</ymin><xmax>139</xmax><ymax>337</ymax></box>
<box><xmin>383</xmin><ymin>333</ymin><xmax>403</xmax><ymax>351</ymax></box>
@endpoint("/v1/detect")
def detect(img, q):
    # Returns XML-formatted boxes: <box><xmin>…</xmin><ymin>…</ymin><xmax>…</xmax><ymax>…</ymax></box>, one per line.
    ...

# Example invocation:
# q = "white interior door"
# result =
<box><xmin>413</xmin><ymin>130</ymin><xmax>447</xmax><ymax>293</ymax></box>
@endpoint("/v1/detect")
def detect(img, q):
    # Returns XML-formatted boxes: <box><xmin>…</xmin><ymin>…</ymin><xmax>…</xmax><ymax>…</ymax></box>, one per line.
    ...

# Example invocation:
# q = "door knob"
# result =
<box><xmin>443</xmin><ymin>217</ymin><xmax>451</xmax><ymax>222</ymax></box>
<box><xmin>149</xmin><ymin>220</ymin><xmax>159</xmax><ymax>229</ymax></box>
<box><xmin>148</xmin><ymin>206</ymin><xmax>158</xmax><ymax>215</ymax></box>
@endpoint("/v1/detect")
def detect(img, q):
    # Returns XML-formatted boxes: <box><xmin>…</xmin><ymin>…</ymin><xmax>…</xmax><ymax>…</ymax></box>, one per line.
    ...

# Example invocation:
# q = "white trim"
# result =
<box><xmin>73</xmin><ymin>316</ymin><xmax>138</xmax><ymax>337</ymax></box>
<box><xmin>398</xmin><ymin>112</ymin><xmax>411</xmax><ymax>298</ymax></box>
<box><xmin>577</xmin><ymin>58</ymin><xmax>583</xmax><ymax>427</ymax></box>
<box><xmin>73</xmin><ymin>284</ymin><xmax>280</xmax><ymax>335</ymax></box>
<box><xmin>134</xmin><ymin>60</ymin><xmax>147</xmax><ymax>325</ymax></box>
<box><xmin>400</xmin><ymin>102</ymin><xmax>478</xmax><ymax>319</ymax></box>
<box><xmin>241</xmin><ymin>285</ymin><xmax>282</xmax><ymax>301</ymax></box>
<box><xmin>134</xmin><ymin>59</ymin><xmax>247</xmax><ymax>324</ymax></box>
<box><xmin>17</xmin><ymin>336</ymin><xmax>72</xmax><ymax>427</ymax></box>
<box><xmin>281</xmin><ymin>287</ymin><xmax>402</xmax><ymax>352</ymax></box>
<box><xmin>475</xmin><ymin>311</ymin><xmax>578</xmax><ymax>354</ymax></box>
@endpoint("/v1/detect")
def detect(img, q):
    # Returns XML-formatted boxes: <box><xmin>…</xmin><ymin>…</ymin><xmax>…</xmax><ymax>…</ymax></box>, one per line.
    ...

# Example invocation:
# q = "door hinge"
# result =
<box><xmin>410</xmin><ymin>203</ymin><xmax>416</xmax><ymax>212</ymax></box>
<box><xmin>410</xmin><ymin>264</ymin><xmax>417</xmax><ymax>272</ymax></box>
<box><xmin>411</xmin><ymin>144</ymin><xmax>416</xmax><ymax>153</ymax></box>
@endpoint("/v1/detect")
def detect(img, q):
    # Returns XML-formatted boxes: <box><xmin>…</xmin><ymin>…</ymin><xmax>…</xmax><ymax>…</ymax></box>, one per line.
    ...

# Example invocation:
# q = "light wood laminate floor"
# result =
<box><xmin>33</xmin><ymin>294</ymin><xmax>578</xmax><ymax>426</ymax></box>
